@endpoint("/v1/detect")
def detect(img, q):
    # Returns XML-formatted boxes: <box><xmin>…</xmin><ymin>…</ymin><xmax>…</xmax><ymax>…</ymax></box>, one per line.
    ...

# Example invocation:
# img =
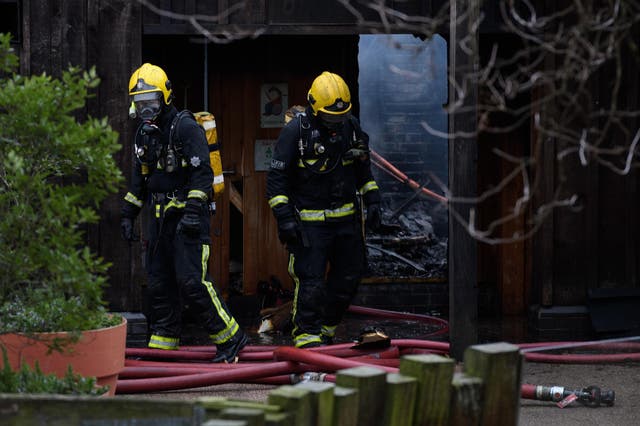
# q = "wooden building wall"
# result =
<box><xmin>528</xmin><ymin>1</ymin><xmax>640</xmax><ymax>313</ymax></box>
<box><xmin>15</xmin><ymin>0</ymin><xmax>144</xmax><ymax>311</ymax></box>
<box><xmin>10</xmin><ymin>0</ymin><xmax>640</xmax><ymax>321</ymax></box>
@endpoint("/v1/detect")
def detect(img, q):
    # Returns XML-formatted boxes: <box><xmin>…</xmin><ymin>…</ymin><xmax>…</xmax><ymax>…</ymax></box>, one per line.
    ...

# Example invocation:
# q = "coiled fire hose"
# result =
<box><xmin>117</xmin><ymin>306</ymin><xmax>632</xmax><ymax>407</ymax></box>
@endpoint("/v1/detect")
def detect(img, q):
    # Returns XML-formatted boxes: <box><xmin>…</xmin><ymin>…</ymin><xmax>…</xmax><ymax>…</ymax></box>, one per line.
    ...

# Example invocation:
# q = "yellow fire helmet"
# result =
<box><xmin>128</xmin><ymin>63</ymin><xmax>173</xmax><ymax>121</ymax></box>
<box><xmin>307</xmin><ymin>71</ymin><xmax>352</xmax><ymax>122</ymax></box>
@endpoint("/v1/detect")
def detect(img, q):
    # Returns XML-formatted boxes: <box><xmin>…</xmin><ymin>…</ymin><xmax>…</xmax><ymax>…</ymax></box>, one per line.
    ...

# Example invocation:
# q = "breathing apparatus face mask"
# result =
<box><xmin>319</xmin><ymin>111</ymin><xmax>350</xmax><ymax>131</ymax></box>
<box><xmin>133</xmin><ymin>92</ymin><xmax>163</xmax><ymax>122</ymax></box>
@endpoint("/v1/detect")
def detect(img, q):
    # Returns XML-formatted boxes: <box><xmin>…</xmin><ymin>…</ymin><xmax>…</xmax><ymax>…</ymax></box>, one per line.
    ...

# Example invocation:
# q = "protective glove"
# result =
<box><xmin>277</xmin><ymin>220</ymin><xmax>300</xmax><ymax>246</ymax></box>
<box><xmin>120</xmin><ymin>217</ymin><xmax>139</xmax><ymax>242</ymax></box>
<box><xmin>365</xmin><ymin>202</ymin><xmax>382</xmax><ymax>232</ymax></box>
<box><xmin>177</xmin><ymin>199</ymin><xmax>203</xmax><ymax>238</ymax></box>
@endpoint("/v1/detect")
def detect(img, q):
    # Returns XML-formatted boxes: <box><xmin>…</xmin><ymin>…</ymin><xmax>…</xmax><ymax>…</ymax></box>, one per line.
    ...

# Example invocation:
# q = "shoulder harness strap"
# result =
<box><xmin>169</xmin><ymin>110</ymin><xmax>196</xmax><ymax>151</ymax></box>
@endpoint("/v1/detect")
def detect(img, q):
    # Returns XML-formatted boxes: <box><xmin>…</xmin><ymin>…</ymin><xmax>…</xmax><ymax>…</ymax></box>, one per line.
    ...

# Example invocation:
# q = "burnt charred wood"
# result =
<box><xmin>367</xmin><ymin>235</ymin><xmax>435</xmax><ymax>248</ymax></box>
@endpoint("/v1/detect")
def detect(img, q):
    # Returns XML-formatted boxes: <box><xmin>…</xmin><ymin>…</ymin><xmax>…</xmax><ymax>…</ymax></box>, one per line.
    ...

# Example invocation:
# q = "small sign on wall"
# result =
<box><xmin>255</xmin><ymin>139</ymin><xmax>277</xmax><ymax>171</ymax></box>
<box><xmin>260</xmin><ymin>83</ymin><xmax>288</xmax><ymax>128</ymax></box>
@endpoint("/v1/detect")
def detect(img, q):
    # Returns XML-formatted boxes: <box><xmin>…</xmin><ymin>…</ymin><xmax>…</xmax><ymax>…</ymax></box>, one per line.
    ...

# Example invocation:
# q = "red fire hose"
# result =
<box><xmin>370</xmin><ymin>149</ymin><xmax>448</xmax><ymax>204</ymax></box>
<box><xmin>272</xmin><ymin>346</ymin><xmax>399</xmax><ymax>374</ymax></box>
<box><xmin>116</xmin><ymin>361</ymin><xmax>303</xmax><ymax>394</ymax></box>
<box><xmin>115</xmin><ymin>306</ymin><xmax>634</xmax><ymax>402</ymax></box>
<box><xmin>347</xmin><ymin>305</ymin><xmax>449</xmax><ymax>338</ymax></box>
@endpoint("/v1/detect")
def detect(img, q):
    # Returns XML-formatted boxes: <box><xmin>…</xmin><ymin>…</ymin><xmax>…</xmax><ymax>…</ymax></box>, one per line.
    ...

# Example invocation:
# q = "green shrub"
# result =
<box><xmin>0</xmin><ymin>33</ymin><xmax>123</xmax><ymax>337</ymax></box>
<box><xmin>0</xmin><ymin>347</ymin><xmax>108</xmax><ymax>396</ymax></box>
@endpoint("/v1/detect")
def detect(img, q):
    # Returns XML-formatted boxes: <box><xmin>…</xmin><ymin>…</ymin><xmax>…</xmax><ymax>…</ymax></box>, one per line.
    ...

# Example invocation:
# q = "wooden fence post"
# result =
<box><xmin>198</xmin><ymin>397</ymin><xmax>281</xmax><ymax>416</ymax></box>
<box><xmin>382</xmin><ymin>373</ymin><xmax>417</xmax><ymax>426</ymax></box>
<box><xmin>219</xmin><ymin>407</ymin><xmax>266</xmax><ymax>426</ymax></box>
<box><xmin>449</xmin><ymin>372</ymin><xmax>483</xmax><ymax>426</ymax></box>
<box><xmin>335</xmin><ymin>366</ymin><xmax>387</xmax><ymax>426</ymax></box>
<box><xmin>267</xmin><ymin>385</ymin><xmax>312</xmax><ymax>426</ymax></box>
<box><xmin>264</xmin><ymin>412</ymin><xmax>294</xmax><ymax>426</ymax></box>
<box><xmin>463</xmin><ymin>342</ymin><xmax>522</xmax><ymax>426</ymax></box>
<box><xmin>398</xmin><ymin>354</ymin><xmax>455</xmax><ymax>426</ymax></box>
<box><xmin>202</xmin><ymin>420</ymin><xmax>247</xmax><ymax>426</ymax></box>
<box><xmin>294</xmin><ymin>381</ymin><xmax>335</xmax><ymax>426</ymax></box>
<box><xmin>332</xmin><ymin>386</ymin><xmax>359</xmax><ymax>426</ymax></box>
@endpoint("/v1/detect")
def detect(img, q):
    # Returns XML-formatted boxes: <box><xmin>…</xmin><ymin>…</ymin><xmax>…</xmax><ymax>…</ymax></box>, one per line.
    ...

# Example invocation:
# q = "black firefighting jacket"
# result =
<box><xmin>121</xmin><ymin>105</ymin><xmax>214</xmax><ymax>219</ymax></box>
<box><xmin>266</xmin><ymin>108</ymin><xmax>380</xmax><ymax>225</ymax></box>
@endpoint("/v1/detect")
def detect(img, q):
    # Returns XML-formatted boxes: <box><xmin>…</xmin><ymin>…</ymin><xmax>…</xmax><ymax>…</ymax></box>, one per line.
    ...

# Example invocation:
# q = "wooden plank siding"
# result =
<box><xmin>14</xmin><ymin>0</ymin><xmax>640</xmax><ymax>326</ymax></box>
<box><xmin>87</xmin><ymin>1</ymin><xmax>145</xmax><ymax>312</ymax></box>
<box><xmin>528</xmin><ymin>0</ymin><xmax>640</xmax><ymax>311</ymax></box>
<box><xmin>19</xmin><ymin>0</ymin><xmax>144</xmax><ymax>311</ymax></box>
<box><xmin>142</xmin><ymin>0</ymin><xmax>448</xmax><ymax>35</ymax></box>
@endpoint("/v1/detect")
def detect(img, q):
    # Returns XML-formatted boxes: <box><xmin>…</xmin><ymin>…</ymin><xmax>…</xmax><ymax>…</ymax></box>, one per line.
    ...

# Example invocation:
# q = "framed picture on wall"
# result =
<box><xmin>260</xmin><ymin>83</ymin><xmax>288</xmax><ymax>128</ymax></box>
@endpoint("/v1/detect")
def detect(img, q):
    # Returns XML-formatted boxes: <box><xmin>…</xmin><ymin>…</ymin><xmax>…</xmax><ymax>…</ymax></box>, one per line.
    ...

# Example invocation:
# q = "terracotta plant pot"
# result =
<box><xmin>0</xmin><ymin>316</ymin><xmax>127</xmax><ymax>396</ymax></box>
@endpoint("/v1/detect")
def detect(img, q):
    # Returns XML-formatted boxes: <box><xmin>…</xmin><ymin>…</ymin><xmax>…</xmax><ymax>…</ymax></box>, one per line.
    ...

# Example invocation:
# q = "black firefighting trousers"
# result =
<box><xmin>145</xmin><ymin>205</ymin><xmax>240</xmax><ymax>349</ymax></box>
<box><xmin>287</xmin><ymin>220</ymin><xmax>365</xmax><ymax>348</ymax></box>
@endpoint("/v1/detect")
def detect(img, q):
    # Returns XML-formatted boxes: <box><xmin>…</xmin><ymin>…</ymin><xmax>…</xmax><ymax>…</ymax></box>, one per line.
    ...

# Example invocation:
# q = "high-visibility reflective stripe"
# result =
<box><xmin>155</xmin><ymin>199</ymin><xmax>187</xmax><ymax>217</ymax></box>
<box><xmin>202</xmin><ymin>119</ymin><xmax>216</xmax><ymax>130</ymax></box>
<box><xmin>161</xmin><ymin>199</ymin><xmax>187</xmax><ymax>215</ymax></box>
<box><xmin>297</xmin><ymin>158</ymin><xmax>319</xmax><ymax>167</ymax></box>
<box><xmin>148</xmin><ymin>334</ymin><xmax>179</xmax><ymax>350</ymax></box>
<box><xmin>188</xmin><ymin>190</ymin><xmax>208</xmax><ymax>201</ymax></box>
<box><xmin>124</xmin><ymin>192</ymin><xmax>143</xmax><ymax>208</ymax></box>
<box><xmin>294</xmin><ymin>333</ymin><xmax>323</xmax><ymax>348</ymax></box>
<box><xmin>297</xmin><ymin>158</ymin><xmax>354</xmax><ymax>167</ymax></box>
<box><xmin>268</xmin><ymin>195</ymin><xmax>289</xmax><ymax>208</ymax></box>
<box><xmin>213</xmin><ymin>174</ymin><xmax>224</xmax><ymax>185</ymax></box>
<box><xmin>298</xmin><ymin>203</ymin><xmax>355</xmax><ymax>222</ymax></box>
<box><xmin>200</xmin><ymin>244</ymin><xmax>237</xmax><ymax>344</ymax></box>
<box><xmin>288</xmin><ymin>256</ymin><xmax>325</xmax><ymax>348</ymax></box>
<box><xmin>321</xmin><ymin>325</ymin><xmax>337</xmax><ymax>338</ymax></box>
<box><xmin>297</xmin><ymin>158</ymin><xmax>330</xmax><ymax>171</ymax></box>
<box><xmin>289</xmin><ymin>253</ymin><xmax>301</xmax><ymax>339</ymax></box>
<box><xmin>360</xmin><ymin>180</ymin><xmax>379</xmax><ymax>194</ymax></box>
<box><xmin>210</xmin><ymin>321</ymin><xmax>239</xmax><ymax>344</ymax></box>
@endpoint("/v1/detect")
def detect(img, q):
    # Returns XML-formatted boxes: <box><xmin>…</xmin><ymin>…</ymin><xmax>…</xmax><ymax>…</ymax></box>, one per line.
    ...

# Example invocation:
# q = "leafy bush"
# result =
<box><xmin>0</xmin><ymin>33</ymin><xmax>123</xmax><ymax>336</ymax></box>
<box><xmin>0</xmin><ymin>347</ymin><xmax>108</xmax><ymax>396</ymax></box>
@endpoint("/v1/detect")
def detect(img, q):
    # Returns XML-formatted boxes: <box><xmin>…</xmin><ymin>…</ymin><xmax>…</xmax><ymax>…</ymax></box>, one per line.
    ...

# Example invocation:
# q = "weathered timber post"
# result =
<box><xmin>382</xmin><ymin>373</ymin><xmax>418</xmax><ymax>426</ymax></box>
<box><xmin>264</xmin><ymin>412</ymin><xmax>294</xmax><ymax>426</ymax></box>
<box><xmin>294</xmin><ymin>381</ymin><xmax>335</xmax><ymax>426</ymax></box>
<box><xmin>398</xmin><ymin>354</ymin><xmax>455</xmax><ymax>426</ymax></box>
<box><xmin>332</xmin><ymin>386</ymin><xmax>359</xmax><ymax>426</ymax></box>
<box><xmin>267</xmin><ymin>385</ymin><xmax>312</xmax><ymax>426</ymax></box>
<box><xmin>449</xmin><ymin>372</ymin><xmax>483</xmax><ymax>426</ymax></box>
<box><xmin>463</xmin><ymin>342</ymin><xmax>522</xmax><ymax>425</ymax></box>
<box><xmin>448</xmin><ymin>0</ymin><xmax>480</xmax><ymax>360</ymax></box>
<box><xmin>202</xmin><ymin>419</ymin><xmax>247</xmax><ymax>426</ymax></box>
<box><xmin>197</xmin><ymin>397</ymin><xmax>282</xmax><ymax>415</ymax></box>
<box><xmin>335</xmin><ymin>366</ymin><xmax>387</xmax><ymax>426</ymax></box>
<box><xmin>0</xmin><ymin>394</ymin><xmax>204</xmax><ymax>425</ymax></box>
<box><xmin>218</xmin><ymin>407</ymin><xmax>265</xmax><ymax>426</ymax></box>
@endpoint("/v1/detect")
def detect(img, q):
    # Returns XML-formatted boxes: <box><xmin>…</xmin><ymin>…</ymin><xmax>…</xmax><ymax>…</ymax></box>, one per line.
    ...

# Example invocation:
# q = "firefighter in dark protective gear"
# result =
<box><xmin>266</xmin><ymin>71</ymin><xmax>381</xmax><ymax>348</ymax></box>
<box><xmin>120</xmin><ymin>63</ymin><xmax>247</xmax><ymax>362</ymax></box>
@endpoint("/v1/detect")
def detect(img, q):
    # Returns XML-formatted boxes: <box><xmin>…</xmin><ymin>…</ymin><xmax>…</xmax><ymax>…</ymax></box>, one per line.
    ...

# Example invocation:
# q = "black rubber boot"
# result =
<box><xmin>321</xmin><ymin>335</ymin><xmax>334</xmax><ymax>345</ymax></box>
<box><xmin>212</xmin><ymin>330</ymin><xmax>248</xmax><ymax>363</ymax></box>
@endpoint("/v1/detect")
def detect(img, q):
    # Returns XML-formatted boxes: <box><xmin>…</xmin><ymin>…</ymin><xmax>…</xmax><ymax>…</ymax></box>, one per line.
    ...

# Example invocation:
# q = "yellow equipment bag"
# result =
<box><xmin>193</xmin><ymin>111</ymin><xmax>225</xmax><ymax>199</ymax></box>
